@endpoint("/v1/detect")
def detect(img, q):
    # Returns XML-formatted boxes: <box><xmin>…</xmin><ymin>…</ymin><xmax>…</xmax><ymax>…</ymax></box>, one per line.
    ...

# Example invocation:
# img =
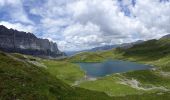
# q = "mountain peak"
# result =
<box><xmin>161</xmin><ymin>34</ymin><xmax>170</xmax><ymax>39</ymax></box>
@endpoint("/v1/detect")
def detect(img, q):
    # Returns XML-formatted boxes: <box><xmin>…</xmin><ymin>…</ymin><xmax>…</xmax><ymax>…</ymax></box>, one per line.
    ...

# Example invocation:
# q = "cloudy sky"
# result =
<box><xmin>0</xmin><ymin>0</ymin><xmax>170</xmax><ymax>51</ymax></box>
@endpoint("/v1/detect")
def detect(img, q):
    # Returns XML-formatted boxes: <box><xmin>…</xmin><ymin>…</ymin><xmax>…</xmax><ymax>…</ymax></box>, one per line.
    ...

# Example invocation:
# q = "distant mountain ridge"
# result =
<box><xmin>0</xmin><ymin>25</ymin><xmax>64</xmax><ymax>57</ymax></box>
<box><xmin>87</xmin><ymin>45</ymin><xmax>119</xmax><ymax>52</ymax></box>
<box><xmin>119</xmin><ymin>40</ymin><xmax>144</xmax><ymax>49</ymax></box>
<box><xmin>66</xmin><ymin>40</ymin><xmax>144</xmax><ymax>56</ymax></box>
<box><xmin>161</xmin><ymin>34</ymin><xmax>170</xmax><ymax>39</ymax></box>
<box><xmin>85</xmin><ymin>40</ymin><xmax>144</xmax><ymax>52</ymax></box>
<box><xmin>66</xmin><ymin>34</ymin><xmax>170</xmax><ymax>56</ymax></box>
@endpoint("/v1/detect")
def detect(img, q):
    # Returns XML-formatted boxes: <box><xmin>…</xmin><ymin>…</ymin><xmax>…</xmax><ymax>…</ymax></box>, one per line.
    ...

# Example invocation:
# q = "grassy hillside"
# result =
<box><xmin>122</xmin><ymin>39</ymin><xmax>170</xmax><ymax>59</ymax></box>
<box><xmin>42</xmin><ymin>60</ymin><xmax>85</xmax><ymax>84</ymax></box>
<box><xmin>117</xmin><ymin>38</ymin><xmax>170</xmax><ymax>71</ymax></box>
<box><xmin>0</xmin><ymin>51</ymin><xmax>115</xmax><ymax>100</ymax></box>
<box><xmin>66</xmin><ymin>52</ymin><xmax>106</xmax><ymax>62</ymax></box>
<box><xmin>66</xmin><ymin>50</ymin><xmax>122</xmax><ymax>62</ymax></box>
<box><xmin>78</xmin><ymin>74</ymin><xmax>144</xmax><ymax>96</ymax></box>
<box><xmin>10</xmin><ymin>53</ymin><xmax>85</xmax><ymax>85</ymax></box>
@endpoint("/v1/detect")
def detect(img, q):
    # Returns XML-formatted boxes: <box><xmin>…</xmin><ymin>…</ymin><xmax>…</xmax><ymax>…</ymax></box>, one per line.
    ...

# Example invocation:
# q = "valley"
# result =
<box><xmin>1</xmin><ymin>35</ymin><xmax>170</xmax><ymax>99</ymax></box>
<box><xmin>1</xmin><ymin>24</ymin><xmax>170</xmax><ymax>100</ymax></box>
<box><xmin>1</xmin><ymin>0</ymin><xmax>170</xmax><ymax>99</ymax></box>
<box><xmin>63</xmin><ymin>37</ymin><xmax>170</xmax><ymax>98</ymax></box>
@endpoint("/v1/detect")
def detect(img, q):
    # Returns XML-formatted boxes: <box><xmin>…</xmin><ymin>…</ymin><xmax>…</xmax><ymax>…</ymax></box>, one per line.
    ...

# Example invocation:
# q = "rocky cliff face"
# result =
<box><xmin>0</xmin><ymin>25</ymin><xmax>64</xmax><ymax>57</ymax></box>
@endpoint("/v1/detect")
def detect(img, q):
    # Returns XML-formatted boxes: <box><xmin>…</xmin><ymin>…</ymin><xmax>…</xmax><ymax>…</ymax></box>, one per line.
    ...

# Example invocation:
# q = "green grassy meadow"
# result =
<box><xmin>42</xmin><ymin>60</ymin><xmax>85</xmax><ymax>84</ymax></box>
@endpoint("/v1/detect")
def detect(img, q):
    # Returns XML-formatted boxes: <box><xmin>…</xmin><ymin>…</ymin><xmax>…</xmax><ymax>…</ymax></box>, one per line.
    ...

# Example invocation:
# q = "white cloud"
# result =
<box><xmin>60</xmin><ymin>22</ymin><xmax>103</xmax><ymax>50</ymax></box>
<box><xmin>131</xmin><ymin>0</ymin><xmax>170</xmax><ymax>36</ymax></box>
<box><xmin>0</xmin><ymin>0</ymin><xmax>33</xmax><ymax>24</ymax></box>
<box><xmin>0</xmin><ymin>0</ymin><xmax>4</xmax><ymax>6</ymax></box>
<box><xmin>3</xmin><ymin>0</ymin><xmax>170</xmax><ymax>51</ymax></box>
<box><xmin>0</xmin><ymin>21</ymin><xmax>36</xmax><ymax>33</ymax></box>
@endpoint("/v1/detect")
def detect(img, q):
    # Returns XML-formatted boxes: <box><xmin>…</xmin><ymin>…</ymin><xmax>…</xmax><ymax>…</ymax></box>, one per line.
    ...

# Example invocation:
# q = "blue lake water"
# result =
<box><xmin>77</xmin><ymin>60</ymin><xmax>153</xmax><ymax>77</ymax></box>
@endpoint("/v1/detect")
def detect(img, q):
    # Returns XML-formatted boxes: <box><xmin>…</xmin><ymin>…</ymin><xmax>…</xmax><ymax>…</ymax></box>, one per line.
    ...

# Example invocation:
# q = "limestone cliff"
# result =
<box><xmin>0</xmin><ymin>25</ymin><xmax>64</xmax><ymax>57</ymax></box>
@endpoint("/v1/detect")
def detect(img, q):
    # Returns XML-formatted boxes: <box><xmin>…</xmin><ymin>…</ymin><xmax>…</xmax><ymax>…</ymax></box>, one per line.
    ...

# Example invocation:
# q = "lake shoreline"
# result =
<box><xmin>76</xmin><ymin>59</ymin><xmax>154</xmax><ymax>78</ymax></box>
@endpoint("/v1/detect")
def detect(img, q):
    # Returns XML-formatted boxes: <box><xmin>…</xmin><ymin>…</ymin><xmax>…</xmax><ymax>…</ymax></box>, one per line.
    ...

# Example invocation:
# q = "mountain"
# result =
<box><xmin>87</xmin><ymin>40</ymin><xmax>144</xmax><ymax>52</ymax></box>
<box><xmin>65</xmin><ymin>45</ymin><xmax>118</xmax><ymax>56</ymax></box>
<box><xmin>0</xmin><ymin>25</ymin><xmax>64</xmax><ymax>58</ymax></box>
<box><xmin>161</xmin><ymin>34</ymin><xmax>170</xmax><ymax>39</ymax></box>
<box><xmin>119</xmin><ymin>40</ymin><xmax>144</xmax><ymax>49</ymax></box>
<box><xmin>120</xmin><ymin>35</ymin><xmax>170</xmax><ymax>59</ymax></box>
<box><xmin>65</xmin><ymin>51</ymin><xmax>80</xmax><ymax>56</ymax></box>
<box><xmin>87</xmin><ymin>45</ymin><xmax>118</xmax><ymax>52</ymax></box>
<box><xmin>66</xmin><ymin>40</ymin><xmax>144</xmax><ymax>56</ymax></box>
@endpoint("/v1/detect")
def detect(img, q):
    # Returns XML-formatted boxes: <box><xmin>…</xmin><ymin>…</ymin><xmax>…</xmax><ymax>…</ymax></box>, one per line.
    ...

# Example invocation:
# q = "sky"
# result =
<box><xmin>0</xmin><ymin>0</ymin><xmax>170</xmax><ymax>51</ymax></box>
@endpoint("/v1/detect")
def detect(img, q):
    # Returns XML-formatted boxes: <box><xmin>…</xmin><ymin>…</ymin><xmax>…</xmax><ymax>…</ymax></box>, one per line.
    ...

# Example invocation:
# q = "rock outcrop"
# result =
<box><xmin>161</xmin><ymin>34</ymin><xmax>170</xmax><ymax>39</ymax></box>
<box><xmin>0</xmin><ymin>25</ymin><xmax>64</xmax><ymax>57</ymax></box>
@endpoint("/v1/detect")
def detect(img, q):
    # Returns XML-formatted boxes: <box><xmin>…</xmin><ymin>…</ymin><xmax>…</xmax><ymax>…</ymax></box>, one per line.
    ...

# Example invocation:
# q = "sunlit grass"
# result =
<box><xmin>42</xmin><ymin>60</ymin><xmax>85</xmax><ymax>84</ymax></box>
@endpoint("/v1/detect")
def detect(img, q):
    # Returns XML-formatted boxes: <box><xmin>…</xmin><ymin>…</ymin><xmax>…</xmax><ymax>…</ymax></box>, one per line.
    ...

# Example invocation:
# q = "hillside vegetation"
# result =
<box><xmin>69</xmin><ymin>37</ymin><xmax>170</xmax><ymax>99</ymax></box>
<box><xmin>118</xmin><ymin>38</ymin><xmax>170</xmax><ymax>71</ymax></box>
<box><xmin>0</xmin><ymin>51</ymin><xmax>114</xmax><ymax>100</ymax></box>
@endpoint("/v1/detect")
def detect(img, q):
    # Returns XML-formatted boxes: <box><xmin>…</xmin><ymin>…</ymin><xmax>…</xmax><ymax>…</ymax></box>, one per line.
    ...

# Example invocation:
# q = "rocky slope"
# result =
<box><xmin>0</xmin><ymin>25</ymin><xmax>64</xmax><ymax>57</ymax></box>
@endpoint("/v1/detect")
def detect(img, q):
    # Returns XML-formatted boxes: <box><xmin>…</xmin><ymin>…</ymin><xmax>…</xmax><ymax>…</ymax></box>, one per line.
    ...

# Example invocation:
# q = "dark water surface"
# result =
<box><xmin>77</xmin><ymin>60</ymin><xmax>153</xmax><ymax>77</ymax></box>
